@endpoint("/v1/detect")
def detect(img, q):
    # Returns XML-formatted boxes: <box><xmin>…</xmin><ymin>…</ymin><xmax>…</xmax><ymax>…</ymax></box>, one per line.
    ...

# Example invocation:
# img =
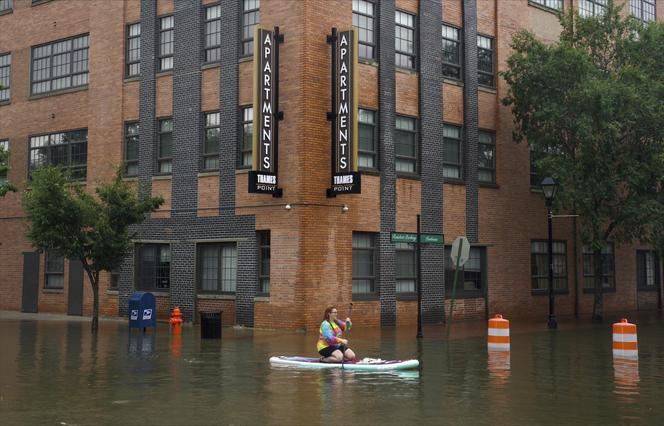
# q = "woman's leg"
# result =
<box><xmin>343</xmin><ymin>348</ymin><xmax>356</xmax><ymax>361</ymax></box>
<box><xmin>322</xmin><ymin>349</ymin><xmax>344</xmax><ymax>363</ymax></box>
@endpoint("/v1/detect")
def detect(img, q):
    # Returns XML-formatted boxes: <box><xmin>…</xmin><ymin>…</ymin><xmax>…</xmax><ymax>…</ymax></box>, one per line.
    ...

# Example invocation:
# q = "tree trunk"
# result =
<box><xmin>592</xmin><ymin>248</ymin><xmax>603</xmax><ymax>323</ymax></box>
<box><xmin>91</xmin><ymin>278</ymin><xmax>99</xmax><ymax>333</ymax></box>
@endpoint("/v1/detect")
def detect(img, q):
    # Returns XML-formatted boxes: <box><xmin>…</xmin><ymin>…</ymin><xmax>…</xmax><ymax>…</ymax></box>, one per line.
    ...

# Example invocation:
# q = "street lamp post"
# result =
<box><xmin>541</xmin><ymin>177</ymin><xmax>558</xmax><ymax>330</ymax></box>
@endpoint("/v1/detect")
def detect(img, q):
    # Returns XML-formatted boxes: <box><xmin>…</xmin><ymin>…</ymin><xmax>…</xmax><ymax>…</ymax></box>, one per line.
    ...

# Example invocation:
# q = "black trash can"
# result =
<box><xmin>200</xmin><ymin>311</ymin><xmax>222</xmax><ymax>339</ymax></box>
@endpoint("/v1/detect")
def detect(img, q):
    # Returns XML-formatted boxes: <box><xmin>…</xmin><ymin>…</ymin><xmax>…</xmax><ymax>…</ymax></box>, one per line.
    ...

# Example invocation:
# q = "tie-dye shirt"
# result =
<box><xmin>317</xmin><ymin>319</ymin><xmax>351</xmax><ymax>352</ymax></box>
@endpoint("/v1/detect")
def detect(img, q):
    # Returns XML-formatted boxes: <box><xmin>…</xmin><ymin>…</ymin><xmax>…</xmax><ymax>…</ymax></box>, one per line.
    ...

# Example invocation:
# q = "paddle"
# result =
<box><xmin>341</xmin><ymin>302</ymin><xmax>353</xmax><ymax>369</ymax></box>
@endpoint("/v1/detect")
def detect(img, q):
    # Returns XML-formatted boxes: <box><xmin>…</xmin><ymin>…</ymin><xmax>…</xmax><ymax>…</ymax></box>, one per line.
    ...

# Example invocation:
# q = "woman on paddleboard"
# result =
<box><xmin>318</xmin><ymin>306</ymin><xmax>356</xmax><ymax>363</ymax></box>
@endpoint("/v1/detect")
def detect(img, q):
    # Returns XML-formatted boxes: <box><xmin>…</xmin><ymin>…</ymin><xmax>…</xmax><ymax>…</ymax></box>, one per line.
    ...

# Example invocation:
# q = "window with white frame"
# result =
<box><xmin>395</xmin><ymin>10</ymin><xmax>416</xmax><ymax>70</ymax></box>
<box><xmin>477</xmin><ymin>35</ymin><xmax>495</xmax><ymax>87</ymax></box>
<box><xmin>240</xmin><ymin>106</ymin><xmax>253</xmax><ymax>167</ymax></box>
<box><xmin>636</xmin><ymin>250</ymin><xmax>660</xmax><ymax>290</ymax></box>
<box><xmin>531</xmin><ymin>240</ymin><xmax>568</xmax><ymax>291</ymax></box>
<box><xmin>358</xmin><ymin>109</ymin><xmax>377</xmax><ymax>169</ymax></box>
<box><xmin>583</xmin><ymin>244</ymin><xmax>615</xmax><ymax>291</ymax></box>
<box><xmin>29</xmin><ymin>129</ymin><xmax>88</xmax><ymax>180</ymax></box>
<box><xmin>395</xmin><ymin>116</ymin><xmax>417</xmax><ymax>174</ymax></box>
<box><xmin>203</xmin><ymin>112</ymin><xmax>220</xmax><ymax>170</ymax></box>
<box><xmin>352</xmin><ymin>232</ymin><xmax>377</xmax><ymax>295</ymax></box>
<box><xmin>443</xmin><ymin>124</ymin><xmax>462</xmax><ymax>179</ymax></box>
<box><xmin>45</xmin><ymin>252</ymin><xmax>64</xmax><ymax>289</ymax></box>
<box><xmin>579</xmin><ymin>0</ymin><xmax>607</xmax><ymax>17</ymax></box>
<box><xmin>352</xmin><ymin>0</ymin><xmax>376</xmax><ymax>60</ymax></box>
<box><xmin>0</xmin><ymin>0</ymin><xmax>12</xmax><ymax>13</ymax></box>
<box><xmin>0</xmin><ymin>140</ymin><xmax>8</xmax><ymax>185</ymax></box>
<box><xmin>630</xmin><ymin>0</ymin><xmax>656</xmax><ymax>24</ymax></box>
<box><xmin>126</xmin><ymin>23</ymin><xmax>141</xmax><ymax>77</ymax></box>
<box><xmin>204</xmin><ymin>4</ymin><xmax>222</xmax><ymax>62</ymax></box>
<box><xmin>242</xmin><ymin>0</ymin><xmax>260</xmax><ymax>56</ymax></box>
<box><xmin>442</xmin><ymin>24</ymin><xmax>462</xmax><ymax>80</ymax></box>
<box><xmin>478</xmin><ymin>130</ymin><xmax>495</xmax><ymax>183</ymax></box>
<box><xmin>529</xmin><ymin>0</ymin><xmax>563</xmax><ymax>11</ymax></box>
<box><xmin>396</xmin><ymin>242</ymin><xmax>417</xmax><ymax>294</ymax></box>
<box><xmin>137</xmin><ymin>244</ymin><xmax>170</xmax><ymax>291</ymax></box>
<box><xmin>198</xmin><ymin>243</ymin><xmax>238</xmax><ymax>294</ymax></box>
<box><xmin>0</xmin><ymin>53</ymin><xmax>10</xmax><ymax>101</ymax></box>
<box><xmin>31</xmin><ymin>35</ymin><xmax>89</xmax><ymax>95</ymax></box>
<box><xmin>158</xmin><ymin>16</ymin><xmax>174</xmax><ymax>71</ymax></box>
<box><xmin>445</xmin><ymin>246</ymin><xmax>486</xmax><ymax>296</ymax></box>
<box><xmin>124</xmin><ymin>122</ymin><xmax>139</xmax><ymax>177</ymax></box>
<box><xmin>157</xmin><ymin>118</ymin><xmax>173</xmax><ymax>174</ymax></box>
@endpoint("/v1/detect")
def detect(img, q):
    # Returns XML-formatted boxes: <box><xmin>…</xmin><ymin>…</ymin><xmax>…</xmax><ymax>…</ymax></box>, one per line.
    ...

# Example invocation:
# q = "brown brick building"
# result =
<box><xmin>0</xmin><ymin>0</ymin><xmax>661</xmax><ymax>330</ymax></box>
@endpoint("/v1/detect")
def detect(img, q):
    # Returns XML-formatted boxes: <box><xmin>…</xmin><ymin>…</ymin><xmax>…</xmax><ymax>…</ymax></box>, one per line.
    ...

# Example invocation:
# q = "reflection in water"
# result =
<box><xmin>3</xmin><ymin>317</ymin><xmax>664</xmax><ymax>425</ymax></box>
<box><xmin>487</xmin><ymin>350</ymin><xmax>511</xmax><ymax>385</ymax></box>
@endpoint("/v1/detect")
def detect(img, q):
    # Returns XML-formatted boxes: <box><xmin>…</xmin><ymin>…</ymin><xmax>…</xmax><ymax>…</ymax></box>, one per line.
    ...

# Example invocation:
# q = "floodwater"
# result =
<box><xmin>2</xmin><ymin>312</ymin><xmax>664</xmax><ymax>425</ymax></box>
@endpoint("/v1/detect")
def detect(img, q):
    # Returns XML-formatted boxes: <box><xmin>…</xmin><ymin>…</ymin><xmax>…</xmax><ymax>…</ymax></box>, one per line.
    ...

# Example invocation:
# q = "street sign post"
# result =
<box><xmin>392</xmin><ymin>227</ymin><xmax>444</xmax><ymax>339</ymax></box>
<box><xmin>448</xmin><ymin>236</ymin><xmax>470</xmax><ymax>334</ymax></box>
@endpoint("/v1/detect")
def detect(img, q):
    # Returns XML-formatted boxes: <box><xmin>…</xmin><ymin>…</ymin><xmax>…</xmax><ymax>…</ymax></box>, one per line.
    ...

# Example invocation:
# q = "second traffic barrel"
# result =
<box><xmin>200</xmin><ymin>311</ymin><xmax>222</xmax><ymax>339</ymax></box>
<box><xmin>488</xmin><ymin>314</ymin><xmax>510</xmax><ymax>351</ymax></box>
<box><xmin>613</xmin><ymin>318</ymin><xmax>638</xmax><ymax>359</ymax></box>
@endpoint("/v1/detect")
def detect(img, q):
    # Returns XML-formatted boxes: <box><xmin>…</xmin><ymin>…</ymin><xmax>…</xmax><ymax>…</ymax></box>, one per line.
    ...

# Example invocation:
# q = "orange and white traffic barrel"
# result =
<box><xmin>612</xmin><ymin>318</ymin><xmax>638</xmax><ymax>359</ymax></box>
<box><xmin>488</xmin><ymin>314</ymin><xmax>510</xmax><ymax>351</ymax></box>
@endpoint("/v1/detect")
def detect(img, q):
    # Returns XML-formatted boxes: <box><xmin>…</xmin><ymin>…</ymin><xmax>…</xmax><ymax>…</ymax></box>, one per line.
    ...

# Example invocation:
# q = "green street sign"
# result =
<box><xmin>391</xmin><ymin>232</ymin><xmax>444</xmax><ymax>244</ymax></box>
<box><xmin>391</xmin><ymin>232</ymin><xmax>417</xmax><ymax>243</ymax></box>
<box><xmin>420</xmin><ymin>233</ymin><xmax>444</xmax><ymax>244</ymax></box>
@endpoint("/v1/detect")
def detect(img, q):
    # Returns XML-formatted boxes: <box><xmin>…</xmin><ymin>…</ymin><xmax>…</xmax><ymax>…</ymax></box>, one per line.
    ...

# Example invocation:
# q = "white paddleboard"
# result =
<box><xmin>269</xmin><ymin>356</ymin><xmax>419</xmax><ymax>371</ymax></box>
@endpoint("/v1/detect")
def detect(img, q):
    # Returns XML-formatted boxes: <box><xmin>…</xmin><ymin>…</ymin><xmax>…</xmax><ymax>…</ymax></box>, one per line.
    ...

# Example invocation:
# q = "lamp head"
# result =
<box><xmin>540</xmin><ymin>177</ymin><xmax>558</xmax><ymax>201</ymax></box>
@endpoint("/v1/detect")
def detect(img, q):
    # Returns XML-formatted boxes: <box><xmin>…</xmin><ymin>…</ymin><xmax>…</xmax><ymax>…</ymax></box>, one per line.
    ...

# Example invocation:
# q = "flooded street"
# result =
<box><xmin>2</xmin><ymin>312</ymin><xmax>664</xmax><ymax>425</ymax></box>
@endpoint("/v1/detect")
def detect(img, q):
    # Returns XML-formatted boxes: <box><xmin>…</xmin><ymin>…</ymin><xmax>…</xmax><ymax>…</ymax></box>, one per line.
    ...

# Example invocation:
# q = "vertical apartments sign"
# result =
<box><xmin>249</xmin><ymin>27</ymin><xmax>284</xmax><ymax>197</ymax></box>
<box><xmin>327</xmin><ymin>28</ymin><xmax>361</xmax><ymax>197</ymax></box>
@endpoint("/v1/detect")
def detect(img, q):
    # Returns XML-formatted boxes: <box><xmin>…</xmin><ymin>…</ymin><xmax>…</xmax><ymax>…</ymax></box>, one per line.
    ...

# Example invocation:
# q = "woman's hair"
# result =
<box><xmin>323</xmin><ymin>306</ymin><xmax>337</xmax><ymax>322</ymax></box>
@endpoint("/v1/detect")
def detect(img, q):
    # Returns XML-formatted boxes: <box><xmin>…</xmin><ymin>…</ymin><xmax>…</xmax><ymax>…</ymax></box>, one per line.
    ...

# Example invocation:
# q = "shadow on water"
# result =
<box><xmin>2</xmin><ymin>315</ymin><xmax>664</xmax><ymax>425</ymax></box>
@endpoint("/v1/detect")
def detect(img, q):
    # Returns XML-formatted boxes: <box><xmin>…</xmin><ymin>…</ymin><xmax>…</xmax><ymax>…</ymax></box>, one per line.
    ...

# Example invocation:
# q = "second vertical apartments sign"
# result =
<box><xmin>249</xmin><ymin>27</ymin><xmax>283</xmax><ymax>197</ymax></box>
<box><xmin>327</xmin><ymin>28</ymin><xmax>361</xmax><ymax>197</ymax></box>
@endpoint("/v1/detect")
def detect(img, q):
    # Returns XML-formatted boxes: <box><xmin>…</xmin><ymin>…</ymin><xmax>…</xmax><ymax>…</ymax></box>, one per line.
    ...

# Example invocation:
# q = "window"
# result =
<box><xmin>478</xmin><ymin>130</ymin><xmax>495</xmax><ymax>183</ymax></box>
<box><xmin>45</xmin><ymin>252</ymin><xmax>64</xmax><ymax>289</ymax></box>
<box><xmin>201</xmin><ymin>112</ymin><xmax>220</xmax><ymax>170</ymax></box>
<box><xmin>0</xmin><ymin>140</ymin><xmax>8</xmax><ymax>185</ymax></box>
<box><xmin>395</xmin><ymin>10</ymin><xmax>416</xmax><ymax>70</ymax></box>
<box><xmin>531</xmin><ymin>240</ymin><xmax>568</xmax><ymax>291</ymax></box>
<box><xmin>109</xmin><ymin>269</ymin><xmax>120</xmax><ymax>291</ymax></box>
<box><xmin>240</xmin><ymin>106</ymin><xmax>253</xmax><ymax>167</ymax></box>
<box><xmin>395</xmin><ymin>116</ymin><xmax>417</xmax><ymax>174</ymax></box>
<box><xmin>630</xmin><ymin>0</ymin><xmax>656</xmax><ymax>24</ymax></box>
<box><xmin>477</xmin><ymin>35</ymin><xmax>494</xmax><ymax>88</ymax></box>
<box><xmin>636</xmin><ymin>250</ymin><xmax>660</xmax><ymax>290</ymax></box>
<box><xmin>442</xmin><ymin>24</ymin><xmax>462</xmax><ymax>80</ymax></box>
<box><xmin>352</xmin><ymin>0</ymin><xmax>376</xmax><ymax>60</ymax></box>
<box><xmin>529</xmin><ymin>0</ymin><xmax>563</xmax><ymax>11</ymax></box>
<box><xmin>204</xmin><ymin>5</ymin><xmax>222</xmax><ymax>62</ymax></box>
<box><xmin>358</xmin><ymin>109</ymin><xmax>377</xmax><ymax>169</ymax></box>
<box><xmin>529</xmin><ymin>146</ymin><xmax>542</xmax><ymax>187</ymax></box>
<box><xmin>126</xmin><ymin>23</ymin><xmax>141</xmax><ymax>77</ymax></box>
<box><xmin>352</xmin><ymin>232</ymin><xmax>377</xmax><ymax>295</ymax></box>
<box><xmin>158</xmin><ymin>16</ymin><xmax>174</xmax><ymax>71</ymax></box>
<box><xmin>29</xmin><ymin>129</ymin><xmax>88</xmax><ymax>180</ymax></box>
<box><xmin>158</xmin><ymin>118</ymin><xmax>173</xmax><ymax>174</ymax></box>
<box><xmin>124</xmin><ymin>122</ymin><xmax>139</xmax><ymax>177</ymax></box>
<box><xmin>198</xmin><ymin>243</ymin><xmax>238</xmax><ymax>293</ymax></box>
<box><xmin>258</xmin><ymin>231</ymin><xmax>270</xmax><ymax>294</ymax></box>
<box><xmin>579</xmin><ymin>0</ymin><xmax>607</xmax><ymax>17</ymax></box>
<box><xmin>583</xmin><ymin>244</ymin><xmax>615</xmax><ymax>291</ymax></box>
<box><xmin>443</xmin><ymin>124</ymin><xmax>462</xmax><ymax>179</ymax></box>
<box><xmin>137</xmin><ymin>244</ymin><xmax>170</xmax><ymax>291</ymax></box>
<box><xmin>0</xmin><ymin>0</ymin><xmax>12</xmax><ymax>13</ymax></box>
<box><xmin>396</xmin><ymin>242</ymin><xmax>416</xmax><ymax>294</ymax></box>
<box><xmin>242</xmin><ymin>0</ymin><xmax>260</xmax><ymax>56</ymax></box>
<box><xmin>31</xmin><ymin>34</ymin><xmax>89</xmax><ymax>95</ymax></box>
<box><xmin>0</xmin><ymin>53</ymin><xmax>10</xmax><ymax>101</ymax></box>
<box><xmin>445</xmin><ymin>246</ymin><xmax>485</xmax><ymax>296</ymax></box>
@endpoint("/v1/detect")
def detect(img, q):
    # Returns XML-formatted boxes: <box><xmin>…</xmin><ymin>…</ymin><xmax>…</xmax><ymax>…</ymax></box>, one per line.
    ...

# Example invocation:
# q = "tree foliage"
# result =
<box><xmin>502</xmin><ymin>1</ymin><xmax>664</xmax><ymax>320</ymax></box>
<box><xmin>0</xmin><ymin>144</ymin><xmax>16</xmax><ymax>197</ymax></box>
<box><xmin>23</xmin><ymin>167</ymin><xmax>163</xmax><ymax>332</ymax></box>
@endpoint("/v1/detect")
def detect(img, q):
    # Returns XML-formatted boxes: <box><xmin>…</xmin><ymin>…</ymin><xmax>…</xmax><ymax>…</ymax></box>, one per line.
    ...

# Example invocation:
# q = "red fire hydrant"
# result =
<box><xmin>169</xmin><ymin>306</ymin><xmax>183</xmax><ymax>335</ymax></box>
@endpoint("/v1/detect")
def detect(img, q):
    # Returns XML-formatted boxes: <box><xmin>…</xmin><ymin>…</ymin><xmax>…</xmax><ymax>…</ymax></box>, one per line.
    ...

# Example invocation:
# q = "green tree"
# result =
<box><xmin>502</xmin><ymin>1</ymin><xmax>664</xmax><ymax>321</ymax></box>
<box><xmin>0</xmin><ymin>143</ymin><xmax>16</xmax><ymax>197</ymax></box>
<box><xmin>23</xmin><ymin>167</ymin><xmax>163</xmax><ymax>332</ymax></box>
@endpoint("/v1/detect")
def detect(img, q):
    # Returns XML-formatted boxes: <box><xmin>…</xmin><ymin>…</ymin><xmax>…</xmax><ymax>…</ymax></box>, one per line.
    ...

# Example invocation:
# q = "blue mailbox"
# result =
<box><xmin>128</xmin><ymin>292</ymin><xmax>157</xmax><ymax>330</ymax></box>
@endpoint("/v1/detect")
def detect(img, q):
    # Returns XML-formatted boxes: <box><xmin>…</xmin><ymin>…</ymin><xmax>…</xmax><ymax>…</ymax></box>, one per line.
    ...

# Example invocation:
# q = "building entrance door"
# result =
<box><xmin>21</xmin><ymin>252</ymin><xmax>40</xmax><ymax>313</ymax></box>
<box><xmin>67</xmin><ymin>260</ymin><xmax>84</xmax><ymax>316</ymax></box>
